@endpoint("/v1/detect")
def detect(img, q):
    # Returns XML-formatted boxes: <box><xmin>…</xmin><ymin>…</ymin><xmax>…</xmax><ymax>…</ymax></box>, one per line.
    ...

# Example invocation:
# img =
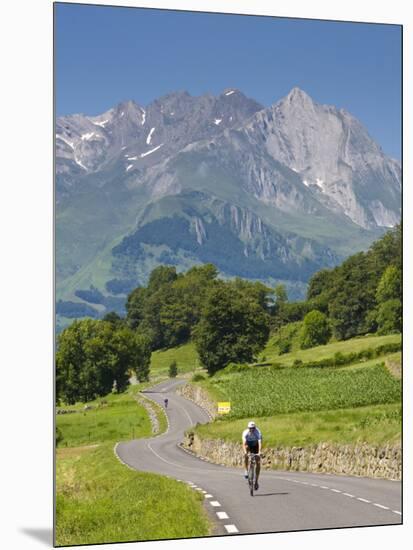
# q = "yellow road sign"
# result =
<box><xmin>217</xmin><ymin>402</ymin><xmax>231</xmax><ymax>414</ymax></box>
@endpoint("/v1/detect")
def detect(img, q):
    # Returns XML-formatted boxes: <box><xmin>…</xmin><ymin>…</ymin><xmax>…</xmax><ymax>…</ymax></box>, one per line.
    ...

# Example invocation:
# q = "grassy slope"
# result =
<box><xmin>260</xmin><ymin>333</ymin><xmax>401</xmax><ymax>366</ymax></box>
<box><xmin>150</xmin><ymin>341</ymin><xmax>200</xmax><ymax>377</ymax></box>
<box><xmin>56</xmin><ymin>384</ymin><xmax>211</xmax><ymax>546</ymax></box>
<box><xmin>195</xmin><ymin>403</ymin><xmax>401</xmax><ymax>448</ymax></box>
<box><xmin>56</xmin><ymin>444</ymin><xmax>209</xmax><ymax>546</ymax></box>
<box><xmin>191</xmin><ymin>333</ymin><xmax>402</xmax><ymax>449</ymax></box>
<box><xmin>57</xmin><ymin>386</ymin><xmax>152</xmax><ymax>447</ymax></box>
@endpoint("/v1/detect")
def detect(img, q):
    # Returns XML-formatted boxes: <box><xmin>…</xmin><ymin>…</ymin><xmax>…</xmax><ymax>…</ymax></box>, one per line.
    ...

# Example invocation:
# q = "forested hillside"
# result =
<box><xmin>56</xmin><ymin>225</ymin><xmax>401</xmax><ymax>402</ymax></box>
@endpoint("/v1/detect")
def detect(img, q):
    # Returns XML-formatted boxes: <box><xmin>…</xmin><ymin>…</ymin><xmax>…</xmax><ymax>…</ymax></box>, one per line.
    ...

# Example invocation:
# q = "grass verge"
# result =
<box><xmin>56</xmin><ymin>443</ymin><xmax>210</xmax><ymax>546</ymax></box>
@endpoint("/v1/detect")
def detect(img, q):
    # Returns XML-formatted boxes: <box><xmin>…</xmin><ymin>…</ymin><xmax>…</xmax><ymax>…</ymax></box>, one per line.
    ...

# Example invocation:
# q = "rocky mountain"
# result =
<box><xmin>55</xmin><ymin>87</ymin><xmax>401</xmax><ymax>324</ymax></box>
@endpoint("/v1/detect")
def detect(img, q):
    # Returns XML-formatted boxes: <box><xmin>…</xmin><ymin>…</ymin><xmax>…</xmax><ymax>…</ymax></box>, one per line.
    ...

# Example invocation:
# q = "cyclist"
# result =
<box><xmin>242</xmin><ymin>421</ymin><xmax>262</xmax><ymax>490</ymax></box>
<box><xmin>164</xmin><ymin>398</ymin><xmax>169</xmax><ymax>408</ymax></box>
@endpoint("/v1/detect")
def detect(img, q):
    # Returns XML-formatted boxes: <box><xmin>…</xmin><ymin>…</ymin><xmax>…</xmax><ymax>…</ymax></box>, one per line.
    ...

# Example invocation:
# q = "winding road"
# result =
<box><xmin>116</xmin><ymin>379</ymin><xmax>402</xmax><ymax>536</ymax></box>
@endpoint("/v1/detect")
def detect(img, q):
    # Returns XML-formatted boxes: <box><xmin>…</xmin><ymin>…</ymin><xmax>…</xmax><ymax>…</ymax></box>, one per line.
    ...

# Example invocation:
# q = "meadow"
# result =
<box><xmin>56</xmin><ymin>443</ymin><xmax>210</xmax><ymax>546</ymax></box>
<box><xmin>55</xmin><ymin>383</ymin><xmax>210</xmax><ymax>546</ymax></box>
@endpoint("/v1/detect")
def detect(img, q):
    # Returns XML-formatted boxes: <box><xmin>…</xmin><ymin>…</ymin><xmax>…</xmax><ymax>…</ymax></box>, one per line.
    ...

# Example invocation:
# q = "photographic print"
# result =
<box><xmin>54</xmin><ymin>2</ymin><xmax>402</xmax><ymax>546</ymax></box>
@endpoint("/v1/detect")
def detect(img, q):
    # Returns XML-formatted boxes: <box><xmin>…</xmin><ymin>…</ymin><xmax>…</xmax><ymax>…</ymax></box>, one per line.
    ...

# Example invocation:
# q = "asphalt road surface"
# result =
<box><xmin>116</xmin><ymin>379</ymin><xmax>402</xmax><ymax>536</ymax></box>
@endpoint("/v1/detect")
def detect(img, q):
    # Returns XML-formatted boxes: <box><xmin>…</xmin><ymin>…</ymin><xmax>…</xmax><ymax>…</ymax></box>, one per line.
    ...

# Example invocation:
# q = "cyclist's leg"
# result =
<box><xmin>243</xmin><ymin>445</ymin><xmax>249</xmax><ymax>475</ymax></box>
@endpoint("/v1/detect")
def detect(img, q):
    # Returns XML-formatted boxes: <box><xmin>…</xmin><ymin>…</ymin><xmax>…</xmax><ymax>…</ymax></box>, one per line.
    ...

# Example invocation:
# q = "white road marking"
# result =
<box><xmin>393</xmin><ymin>510</ymin><xmax>402</xmax><ymax>515</ymax></box>
<box><xmin>373</xmin><ymin>503</ymin><xmax>389</xmax><ymax>510</ymax></box>
<box><xmin>147</xmin><ymin>442</ymin><xmax>183</xmax><ymax>468</ymax></box>
<box><xmin>357</xmin><ymin>498</ymin><xmax>371</xmax><ymax>503</ymax></box>
<box><xmin>224</xmin><ymin>525</ymin><xmax>239</xmax><ymax>533</ymax></box>
<box><xmin>320</xmin><ymin>486</ymin><xmax>329</xmax><ymax>489</ymax></box>
<box><xmin>331</xmin><ymin>489</ymin><xmax>342</xmax><ymax>493</ymax></box>
<box><xmin>343</xmin><ymin>493</ymin><xmax>355</xmax><ymax>498</ymax></box>
<box><xmin>210</xmin><ymin>501</ymin><xmax>221</xmax><ymax>507</ymax></box>
<box><xmin>217</xmin><ymin>512</ymin><xmax>229</xmax><ymax>519</ymax></box>
<box><xmin>204</xmin><ymin>494</ymin><xmax>213</xmax><ymax>498</ymax></box>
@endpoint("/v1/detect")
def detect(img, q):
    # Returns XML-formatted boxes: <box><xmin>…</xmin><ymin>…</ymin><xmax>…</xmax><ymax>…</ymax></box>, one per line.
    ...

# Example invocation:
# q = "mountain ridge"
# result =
<box><xmin>56</xmin><ymin>86</ymin><xmax>400</xmax><ymax>323</ymax></box>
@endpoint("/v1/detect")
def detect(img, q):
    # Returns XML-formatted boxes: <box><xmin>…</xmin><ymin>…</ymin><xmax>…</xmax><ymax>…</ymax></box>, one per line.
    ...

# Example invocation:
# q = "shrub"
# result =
<box><xmin>300</xmin><ymin>310</ymin><xmax>331</xmax><ymax>349</ymax></box>
<box><xmin>168</xmin><ymin>360</ymin><xmax>178</xmax><ymax>378</ymax></box>
<box><xmin>191</xmin><ymin>373</ymin><xmax>205</xmax><ymax>382</ymax></box>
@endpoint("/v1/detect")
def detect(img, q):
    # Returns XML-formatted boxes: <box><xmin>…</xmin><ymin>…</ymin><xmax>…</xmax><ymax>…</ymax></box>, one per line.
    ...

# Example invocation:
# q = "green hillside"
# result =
<box><xmin>190</xmin><ymin>333</ymin><xmax>402</xmax><ymax>448</ymax></box>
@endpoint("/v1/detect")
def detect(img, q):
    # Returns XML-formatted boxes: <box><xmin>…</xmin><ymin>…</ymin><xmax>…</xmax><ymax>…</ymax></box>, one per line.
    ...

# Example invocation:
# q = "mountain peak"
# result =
<box><xmin>284</xmin><ymin>87</ymin><xmax>314</xmax><ymax>104</ymax></box>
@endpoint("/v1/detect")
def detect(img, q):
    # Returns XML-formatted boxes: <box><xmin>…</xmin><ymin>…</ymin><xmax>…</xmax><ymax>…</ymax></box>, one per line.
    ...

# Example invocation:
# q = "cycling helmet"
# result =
<box><xmin>248</xmin><ymin>421</ymin><xmax>256</xmax><ymax>428</ymax></box>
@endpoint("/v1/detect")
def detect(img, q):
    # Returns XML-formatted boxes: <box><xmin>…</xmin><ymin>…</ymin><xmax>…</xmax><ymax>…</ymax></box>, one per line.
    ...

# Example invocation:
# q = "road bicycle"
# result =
<box><xmin>247</xmin><ymin>453</ymin><xmax>260</xmax><ymax>497</ymax></box>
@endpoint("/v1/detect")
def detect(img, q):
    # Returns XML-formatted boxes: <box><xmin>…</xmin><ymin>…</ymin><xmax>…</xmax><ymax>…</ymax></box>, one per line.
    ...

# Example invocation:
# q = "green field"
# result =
<box><xmin>190</xmin><ymin>333</ymin><xmax>402</xmax><ymax>451</ymax></box>
<box><xmin>201</xmin><ymin>363</ymin><xmax>400</xmax><ymax>418</ymax></box>
<box><xmin>56</xmin><ymin>387</ymin><xmax>154</xmax><ymax>447</ymax></box>
<box><xmin>260</xmin><ymin>333</ymin><xmax>401</xmax><ymax>366</ymax></box>
<box><xmin>150</xmin><ymin>341</ymin><xmax>200</xmax><ymax>377</ymax></box>
<box><xmin>56</xmin><ymin>383</ymin><xmax>210</xmax><ymax>545</ymax></box>
<box><xmin>194</xmin><ymin>403</ymin><xmax>401</xmax><ymax>447</ymax></box>
<box><xmin>56</xmin><ymin>444</ymin><xmax>210</xmax><ymax>546</ymax></box>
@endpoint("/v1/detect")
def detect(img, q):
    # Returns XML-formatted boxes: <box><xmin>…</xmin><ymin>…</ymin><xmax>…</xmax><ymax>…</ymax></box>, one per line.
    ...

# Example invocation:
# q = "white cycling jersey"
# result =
<box><xmin>242</xmin><ymin>427</ymin><xmax>262</xmax><ymax>444</ymax></box>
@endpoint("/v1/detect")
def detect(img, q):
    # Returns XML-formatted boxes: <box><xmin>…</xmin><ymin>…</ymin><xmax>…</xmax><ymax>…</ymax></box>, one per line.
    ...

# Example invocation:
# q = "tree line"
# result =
<box><xmin>56</xmin><ymin>225</ymin><xmax>401</xmax><ymax>403</ymax></box>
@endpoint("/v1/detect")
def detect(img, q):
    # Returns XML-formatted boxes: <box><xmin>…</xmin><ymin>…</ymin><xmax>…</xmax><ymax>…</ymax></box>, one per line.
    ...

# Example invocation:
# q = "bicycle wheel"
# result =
<box><xmin>248</xmin><ymin>460</ymin><xmax>255</xmax><ymax>497</ymax></box>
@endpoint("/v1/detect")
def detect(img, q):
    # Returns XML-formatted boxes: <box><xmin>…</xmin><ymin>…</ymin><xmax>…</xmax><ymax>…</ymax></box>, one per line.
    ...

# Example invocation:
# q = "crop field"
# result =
<box><xmin>205</xmin><ymin>363</ymin><xmax>401</xmax><ymax>419</ymax></box>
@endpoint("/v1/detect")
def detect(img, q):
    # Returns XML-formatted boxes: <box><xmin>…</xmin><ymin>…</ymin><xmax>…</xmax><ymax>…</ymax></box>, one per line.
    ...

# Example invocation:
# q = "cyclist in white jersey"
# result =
<box><xmin>242</xmin><ymin>421</ymin><xmax>262</xmax><ymax>490</ymax></box>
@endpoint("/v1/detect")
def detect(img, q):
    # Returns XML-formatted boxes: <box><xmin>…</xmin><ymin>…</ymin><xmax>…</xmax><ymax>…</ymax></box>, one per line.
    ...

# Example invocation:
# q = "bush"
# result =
<box><xmin>293</xmin><ymin>359</ymin><xmax>303</xmax><ymax>368</ymax></box>
<box><xmin>191</xmin><ymin>373</ymin><xmax>206</xmax><ymax>382</ymax></box>
<box><xmin>168</xmin><ymin>360</ymin><xmax>178</xmax><ymax>378</ymax></box>
<box><xmin>300</xmin><ymin>310</ymin><xmax>331</xmax><ymax>349</ymax></box>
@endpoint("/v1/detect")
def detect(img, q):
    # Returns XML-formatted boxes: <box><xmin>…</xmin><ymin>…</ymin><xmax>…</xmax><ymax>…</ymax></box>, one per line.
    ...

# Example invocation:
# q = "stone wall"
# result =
<box><xmin>178</xmin><ymin>382</ymin><xmax>401</xmax><ymax>480</ymax></box>
<box><xmin>176</xmin><ymin>383</ymin><xmax>217</xmax><ymax>419</ymax></box>
<box><xmin>183</xmin><ymin>434</ymin><xmax>401</xmax><ymax>481</ymax></box>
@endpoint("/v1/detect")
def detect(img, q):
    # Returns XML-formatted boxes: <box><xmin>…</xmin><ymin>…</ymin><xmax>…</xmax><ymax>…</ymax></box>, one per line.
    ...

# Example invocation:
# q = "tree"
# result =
<box><xmin>193</xmin><ymin>283</ymin><xmax>270</xmax><ymax>375</ymax></box>
<box><xmin>134</xmin><ymin>333</ymin><xmax>152</xmax><ymax>382</ymax></box>
<box><xmin>376</xmin><ymin>265</ymin><xmax>401</xmax><ymax>303</ymax></box>
<box><xmin>56</xmin><ymin>319</ymin><xmax>149</xmax><ymax>403</ymax></box>
<box><xmin>56</xmin><ymin>319</ymin><xmax>115</xmax><ymax>404</ymax></box>
<box><xmin>168</xmin><ymin>360</ymin><xmax>178</xmax><ymax>378</ymax></box>
<box><xmin>300</xmin><ymin>310</ymin><xmax>331</xmax><ymax>349</ymax></box>
<box><xmin>102</xmin><ymin>311</ymin><xmax>125</xmax><ymax>328</ymax></box>
<box><xmin>126</xmin><ymin>287</ymin><xmax>147</xmax><ymax>329</ymax></box>
<box><xmin>376</xmin><ymin>299</ymin><xmax>401</xmax><ymax>335</ymax></box>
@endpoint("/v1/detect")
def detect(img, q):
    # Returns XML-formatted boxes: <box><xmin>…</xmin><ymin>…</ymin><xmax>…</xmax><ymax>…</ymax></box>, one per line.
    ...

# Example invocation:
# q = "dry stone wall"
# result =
<box><xmin>177</xmin><ymin>383</ymin><xmax>218</xmax><ymax>419</ymax></box>
<box><xmin>179</xmin><ymin>382</ymin><xmax>401</xmax><ymax>480</ymax></box>
<box><xmin>183</xmin><ymin>434</ymin><xmax>401</xmax><ymax>480</ymax></box>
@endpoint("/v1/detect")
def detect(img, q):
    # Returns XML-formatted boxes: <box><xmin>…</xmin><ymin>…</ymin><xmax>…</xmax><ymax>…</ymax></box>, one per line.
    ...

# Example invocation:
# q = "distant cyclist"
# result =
<box><xmin>164</xmin><ymin>398</ymin><xmax>169</xmax><ymax>408</ymax></box>
<box><xmin>242</xmin><ymin>421</ymin><xmax>262</xmax><ymax>490</ymax></box>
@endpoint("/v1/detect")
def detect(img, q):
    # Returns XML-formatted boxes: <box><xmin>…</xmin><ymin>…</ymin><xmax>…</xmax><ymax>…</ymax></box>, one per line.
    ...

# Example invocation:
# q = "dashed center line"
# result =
<box><xmin>275</xmin><ymin>476</ymin><xmax>400</xmax><ymax>517</ymax></box>
<box><xmin>374</xmin><ymin>503</ymin><xmax>389</xmax><ymax>510</ymax></box>
<box><xmin>217</xmin><ymin>512</ymin><xmax>229</xmax><ymax>519</ymax></box>
<box><xmin>224</xmin><ymin>525</ymin><xmax>239</xmax><ymax>534</ymax></box>
<box><xmin>210</xmin><ymin>501</ymin><xmax>221</xmax><ymax>507</ymax></box>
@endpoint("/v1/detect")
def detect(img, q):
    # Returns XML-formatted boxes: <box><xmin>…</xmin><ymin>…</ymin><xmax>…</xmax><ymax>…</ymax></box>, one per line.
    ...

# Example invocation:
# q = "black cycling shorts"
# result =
<box><xmin>246</xmin><ymin>442</ymin><xmax>259</xmax><ymax>454</ymax></box>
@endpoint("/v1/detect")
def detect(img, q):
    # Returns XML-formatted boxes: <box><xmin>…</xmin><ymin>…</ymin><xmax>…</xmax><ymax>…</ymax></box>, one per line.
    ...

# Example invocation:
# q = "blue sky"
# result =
<box><xmin>55</xmin><ymin>3</ymin><xmax>402</xmax><ymax>159</ymax></box>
